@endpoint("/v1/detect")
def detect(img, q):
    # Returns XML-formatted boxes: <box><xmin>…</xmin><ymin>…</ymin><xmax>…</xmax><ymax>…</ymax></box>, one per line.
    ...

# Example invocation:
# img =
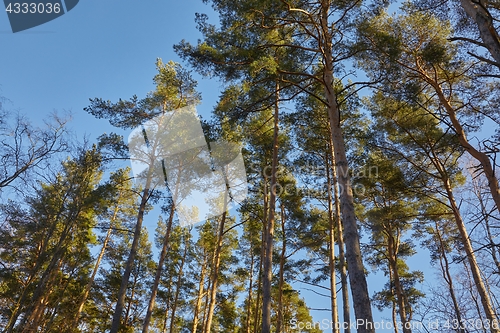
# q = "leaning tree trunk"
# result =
<box><xmin>21</xmin><ymin>212</ymin><xmax>79</xmax><ymax>331</ymax></box>
<box><xmin>5</xmin><ymin>207</ymin><xmax>63</xmax><ymax>333</ymax></box>
<box><xmin>73</xmin><ymin>204</ymin><xmax>120</xmax><ymax>329</ymax></box>
<box><xmin>320</xmin><ymin>1</ymin><xmax>374</xmax><ymax>332</ymax></box>
<box><xmin>474</xmin><ymin>177</ymin><xmax>500</xmax><ymax>274</ymax></box>
<box><xmin>110</xmin><ymin>170</ymin><xmax>153</xmax><ymax>333</ymax></box>
<box><xmin>124</xmin><ymin>269</ymin><xmax>139</xmax><ymax>330</ymax></box>
<box><xmin>144</xmin><ymin>152</ymin><xmax>186</xmax><ymax>333</ymax></box>
<box><xmin>142</xmin><ymin>203</ymin><xmax>175</xmax><ymax>333</ymax></box>
<box><xmin>460</xmin><ymin>0</ymin><xmax>500</xmax><ymax>68</ymax></box>
<box><xmin>436</xmin><ymin>158</ymin><xmax>500</xmax><ymax>333</ymax></box>
<box><xmin>425</xmin><ymin>75</ymin><xmax>500</xmax><ymax>215</ymax></box>
<box><xmin>434</xmin><ymin>222</ymin><xmax>466</xmax><ymax>333</ymax></box>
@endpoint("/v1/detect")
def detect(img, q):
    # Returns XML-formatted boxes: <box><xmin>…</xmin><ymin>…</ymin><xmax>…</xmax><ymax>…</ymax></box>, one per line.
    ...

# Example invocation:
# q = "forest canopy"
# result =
<box><xmin>1</xmin><ymin>1</ymin><xmax>500</xmax><ymax>333</ymax></box>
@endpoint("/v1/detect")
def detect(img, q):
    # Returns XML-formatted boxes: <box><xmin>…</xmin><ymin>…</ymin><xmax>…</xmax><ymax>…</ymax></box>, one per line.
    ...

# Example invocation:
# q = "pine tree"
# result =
<box><xmin>84</xmin><ymin>59</ymin><xmax>201</xmax><ymax>333</ymax></box>
<box><xmin>176</xmin><ymin>2</ymin><xmax>382</xmax><ymax>329</ymax></box>
<box><xmin>1</xmin><ymin>147</ymin><xmax>108</xmax><ymax>332</ymax></box>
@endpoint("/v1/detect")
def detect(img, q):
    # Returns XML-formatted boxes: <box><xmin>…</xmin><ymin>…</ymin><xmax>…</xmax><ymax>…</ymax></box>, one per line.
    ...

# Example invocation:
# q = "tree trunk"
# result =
<box><xmin>192</xmin><ymin>254</ymin><xmax>208</xmax><ymax>333</ymax></box>
<box><xmin>201</xmin><ymin>267</ymin><xmax>212</xmax><ymax>333</ymax></box>
<box><xmin>426</xmin><ymin>77</ymin><xmax>500</xmax><ymax>214</ymax></box>
<box><xmin>254</xmin><ymin>163</ymin><xmax>269</xmax><ymax>333</ymax></box>
<box><xmin>124</xmin><ymin>269</ymin><xmax>139</xmax><ymax>330</ymax></box>
<box><xmin>276</xmin><ymin>203</ymin><xmax>287</xmax><ymax>333</ymax></box>
<box><xmin>460</xmin><ymin>0</ymin><xmax>500</xmax><ymax>67</ymax></box>
<box><xmin>169</xmin><ymin>231</ymin><xmax>189</xmax><ymax>333</ymax></box>
<box><xmin>254</xmin><ymin>228</ymin><xmax>264</xmax><ymax>333</ymax></box>
<box><xmin>21</xmin><ymin>219</ymin><xmax>76</xmax><ymax>331</ymax></box>
<box><xmin>475</xmin><ymin>179</ymin><xmax>500</xmax><ymax>274</ymax></box>
<box><xmin>72</xmin><ymin>204</ymin><xmax>120</xmax><ymax>329</ymax></box>
<box><xmin>262</xmin><ymin>83</ymin><xmax>280</xmax><ymax>333</ymax></box>
<box><xmin>387</xmin><ymin>230</ymin><xmax>411</xmax><ymax>333</ymax></box>
<box><xmin>5</xmin><ymin>202</ymin><xmax>66</xmax><ymax>332</ymax></box>
<box><xmin>142</xmin><ymin>204</ymin><xmax>175</xmax><ymax>333</ymax></box>
<box><xmin>110</xmin><ymin>170</ymin><xmax>153</xmax><ymax>333</ymax></box>
<box><xmin>389</xmin><ymin>266</ymin><xmax>399</xmax><ymax>333</ymax></box>
<box><xmin>245</xmin><ymin>247</ymin><xmax>255</xmax><ymax>333</ymax></box>
<box><xmin>326</xmin><ymin>150</ymin><xmax>340</xmax><ymax>333</ymax></box>
<box><xmin>462</xmin><ymin>259</ymin><xmax>489</xmax><ymax>333</ymax></box>
<box><xmin>320</xmin><ymin>1</ymin><xmax>374</xmax><ymax>331</ymax></box>
<box><xmin>328</xmin><ymin>130</ymin><xmax>351</xmax><ymax>333</ymax></box>
<box><xmin>161</xmin><ymin>269</ymin><xmax>174</xmax><ymax>333</ymax></box>
<box><xmin>204</xmin><ymin>207</ymin><xmax>228</xmax><ymax>333</ymax></box>
<box><xmin>434</xmin><ymin>221</ymin><xmax>466</xmax><ymax>333</ymax></box>
<box><xmin>438</xmin><ymin>163</ymin><xmax>500</xmax><ymax>333</ymax></box>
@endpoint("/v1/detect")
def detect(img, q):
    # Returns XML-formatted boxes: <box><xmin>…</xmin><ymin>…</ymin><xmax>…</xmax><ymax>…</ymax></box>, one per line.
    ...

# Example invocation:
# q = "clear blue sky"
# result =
<box><xmin>1</xmin><ymin>1</ymin><xmax>431</xmax><ymax>331</ymax></box>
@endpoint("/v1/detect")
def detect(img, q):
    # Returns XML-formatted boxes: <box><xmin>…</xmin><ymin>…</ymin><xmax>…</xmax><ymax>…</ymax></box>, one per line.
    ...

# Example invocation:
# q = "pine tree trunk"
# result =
<box><xmin>45</xmin><ymin>267</ymin><xmax>76</xmax><ymax>332</ymax></box>
<box><xmin>245</xmin><ymin>248</ymin><xmax>255</xmax><ymax>333</ymax></box>
<box><xmin>204</xmin><ymin>208</ymin><xmax>228</xmax><ymax>333</ymax></box>
<box><xmin>110</xmin><ymin>170</ymin><xmax>153</xmax><ymax>333</ymax></box>
<box><xmin>320</xmin><ymin>1</ymin><xmax>374</xmax><ymax>331</ymax></box>
<box><xmin>262</xmin><ymin>84</ymin><xmax>280</xmax><ymax>333</ymax></box>
<box><xmin>22</xmin><ymin>225</ymin><xmax>73</xmax><ymax>331</ymax></box>
<box><xmin>460</xmin><ymin>0</ymin><xmax>500</xmax><ymax>67</ymax></box>
<box><xmin>475</xmin><ymin>182</ymin><xmax>500</xmax><ymax>274</ymax></box>
<box><xmin>438</xmin><ymin>162</ymin><xmax>500</xmax><ymax>333</ymax></box>
<box><xmin>201</xmin><ymin>268</ymin><xmax>212</xmax><ymax>332</ymax></box>
<box><xmin>162</xmin><ymin>309</ymin><xmax>169</xmax><ymax>333</ymax></box>
<box><xmin>5</xmin><ymin>205</ymin><xmax>65</xmax><ymax>333</ymax></box>
<box><xmin>161</xmin><ymin>271</ymin><xmax>174</xmax><ymax>333</ymax></box>
<box><xmin>387</xmin><ymin>231</ymin><xmax>411</xmax><ymax>333</ymax></box>
<box><xmin>124</xmin><ymin>271</ymin><xmax>139</xmax><ymax>329</ymax></box>
<box><xmin>328</xmin><ymin>134</ymin><xmax>351</xmax><ymax>333</ymax></box>
<box><xmin>254</xmin><ymin>229</ymin><xmax>264</xmax><ymax>333</ymax></box>
<box><xmin>427</xmin><ymin>77</ymin><xmax>500</xmax><ymax>214</ymax></box>
<box><xmin>72</xmin><ymin>204</ymin><xmax>120</xmax><ymax>330</ymax></box>
<box><xmin>24</xmin><ymin>292</ymin><xmax>51</xmax><ymax>333</ymax></box>
<box><xmin>192</xmin><ymin>255</ymin><xmax>208</xmax><ymax>333</ymax></box>
<box><xmin>276</xmin><ymin>203</ymin><xmax>287</xmax><ymax>333</ymax></box>
<box><xmin>169</xmin><ymin>232</ymin><xmax>189</xmax><ymax>333</ymax></box>
<box><xmin>434</xmin><ymin>222</ymin><xmax>466</xmax><ymax>333</ymax></box>
<box><xmin>254</xmin><ymin>164</ymin><xmax>268</xmax><ymax>333</ymax></box>
<box><xmin>142</xmin><ymin>204</ymin><xmax>175</xmax><ymax>333</ymax></box>
<box><xmin>326</xmin><ymin>150</ymin><xmax>340</xmax><ymax>333</ymax></box>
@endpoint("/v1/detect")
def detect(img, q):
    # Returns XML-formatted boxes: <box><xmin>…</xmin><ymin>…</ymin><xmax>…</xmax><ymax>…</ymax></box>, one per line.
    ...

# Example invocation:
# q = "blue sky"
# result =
<box><xmin>0</xmin><ymin>1</ymin><xmax>434</xmax><ymax>331</ymax></box>
<box><xmin>0</xmin><ymin>0</ymin><xmax>219</xmax><ymax>134</ymax></box>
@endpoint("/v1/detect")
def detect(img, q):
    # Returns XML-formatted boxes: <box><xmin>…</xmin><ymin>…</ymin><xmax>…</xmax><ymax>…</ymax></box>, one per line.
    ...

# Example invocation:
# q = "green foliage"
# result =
<box><xmin>4</xmin><ymin>1</ymin><xmax>500</xmax><ymax>332</ymax></box>
<box><xmin>272</xmin><ymin>282</ymin><xmax>323</xmax><ymax>333</ymax></box>
<box><xmin>0</xmin><ymin>148</ymin><xmax>110</xmax><ymax>331</ymax></box>
<box><xmin>84</xmin><ymin>60</ymin><xmax>200</xmax><ymax>129</ymax></box>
